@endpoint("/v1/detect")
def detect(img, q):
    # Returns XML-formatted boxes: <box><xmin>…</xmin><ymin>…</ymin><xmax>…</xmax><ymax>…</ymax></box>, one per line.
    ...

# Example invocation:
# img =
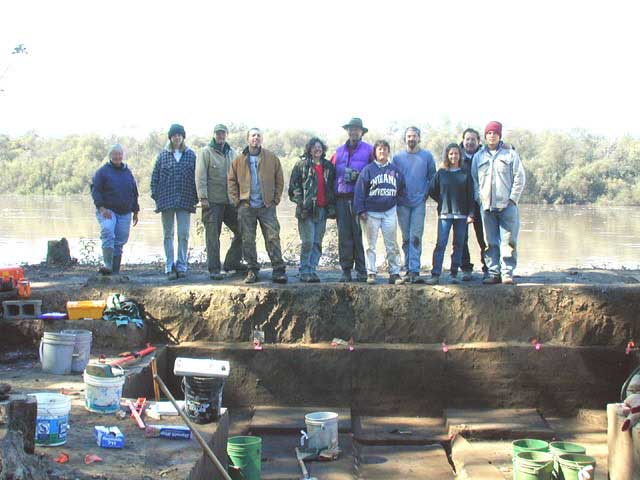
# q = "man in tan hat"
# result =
<box><xmin>331</xmin><ymin>117</ymin><xmax>373</xmax><ymax>282</ymax></box>
<box><xmin>196</xmin><ymin>124</ymin><xmax>245</xmax><ymax>280</ymax></box>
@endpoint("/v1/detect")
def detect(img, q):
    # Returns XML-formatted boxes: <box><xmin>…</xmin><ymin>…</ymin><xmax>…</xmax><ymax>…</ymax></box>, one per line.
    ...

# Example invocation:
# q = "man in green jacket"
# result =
<box><xmin>227</xmin><ymin>128</ymin><xmax>287</xmax><ymax>284</ymax></box>
<box><xmin>196</xmin><ymin>124</ymin><xmax>245</xmax><ymax>280</ymax></box>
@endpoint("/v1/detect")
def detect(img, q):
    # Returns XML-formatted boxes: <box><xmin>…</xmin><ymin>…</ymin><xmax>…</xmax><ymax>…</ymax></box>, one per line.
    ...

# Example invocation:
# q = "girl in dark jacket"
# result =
<box><xmin>288</xmin><ymin>137</ymin><xmax>336</xmax><ymax>282</ymax></box>
<box><xmin>426</xmin><ymin>143</ymin><xmax>475</xmax><ymax>284</ymax></box>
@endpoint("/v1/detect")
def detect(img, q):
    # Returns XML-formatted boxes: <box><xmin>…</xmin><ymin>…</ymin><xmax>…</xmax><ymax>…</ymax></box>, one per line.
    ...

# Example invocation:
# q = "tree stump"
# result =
<box><xmin>0</xmin><ymin>394</ymin><xmax>37</xmax><ymax>454</ymax></box>
<box><xmin>46</xmin><ymin>238</ymin><xmax>71</xmax><ymax>265</ymax></box>
<box><xmin>0</xmin><ymin>430</ymin><xmax>49</xmax><ymax>480</ymax></box>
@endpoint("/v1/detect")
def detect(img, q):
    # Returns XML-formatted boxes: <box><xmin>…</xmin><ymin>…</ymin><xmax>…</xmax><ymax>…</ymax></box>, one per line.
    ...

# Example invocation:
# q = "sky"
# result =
<box><xmin>1</xmin><ymin>0</ymin><xmax>639</xmax><ymax>140</ymax></box>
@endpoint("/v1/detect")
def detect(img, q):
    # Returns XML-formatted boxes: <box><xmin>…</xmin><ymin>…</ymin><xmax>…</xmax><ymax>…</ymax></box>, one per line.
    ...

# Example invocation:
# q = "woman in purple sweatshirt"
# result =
<box><xmin>354</xmin><ymin>140</ymin><xmax>405</xmax><ymax>285</ymax></box>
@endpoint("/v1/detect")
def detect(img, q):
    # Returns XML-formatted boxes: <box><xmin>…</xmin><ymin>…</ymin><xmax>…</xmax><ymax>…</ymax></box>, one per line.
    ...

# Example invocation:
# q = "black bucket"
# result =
<box><xmin>182</xmin><ymin>376</ymin><xmax>225</xmax><ymax>424</ymax></box>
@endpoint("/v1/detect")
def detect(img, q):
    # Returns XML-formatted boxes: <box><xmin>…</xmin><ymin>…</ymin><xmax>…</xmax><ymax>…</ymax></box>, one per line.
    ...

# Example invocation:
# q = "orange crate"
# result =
<box><xmin>66</xmin><ymin>300</ymin><xmax>106</xmax><ymax>320</ymax></box>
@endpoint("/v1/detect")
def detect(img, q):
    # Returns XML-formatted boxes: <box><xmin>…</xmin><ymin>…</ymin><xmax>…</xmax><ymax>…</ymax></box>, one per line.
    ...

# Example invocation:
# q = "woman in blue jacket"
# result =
<box><xmin>91</xmin><ymin>144</ymin><xmax>139</xmax><ymax>275</ymax></box>
<box><xmin>426</xmin><ymin>143</ymin><xmax>475</xmax><ymax>285</ymax></box>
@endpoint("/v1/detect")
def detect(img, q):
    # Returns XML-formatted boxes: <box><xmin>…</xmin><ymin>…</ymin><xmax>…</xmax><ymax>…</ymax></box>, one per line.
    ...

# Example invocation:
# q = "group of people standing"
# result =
<box><xmin>90</xmin><ymin>117</ymin><xmax>525</xmax><ymax>285</ymax></box>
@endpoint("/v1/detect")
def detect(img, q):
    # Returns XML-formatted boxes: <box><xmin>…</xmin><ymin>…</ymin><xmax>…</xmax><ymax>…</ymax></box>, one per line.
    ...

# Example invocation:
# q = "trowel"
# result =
<box><xmin>295</xmin><ymin>447</ymin><xmax>318</xmax><ymax>480</ymax></box>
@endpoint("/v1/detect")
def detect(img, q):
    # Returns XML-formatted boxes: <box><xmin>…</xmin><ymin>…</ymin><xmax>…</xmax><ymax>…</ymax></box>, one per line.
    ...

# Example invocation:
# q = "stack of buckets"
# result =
<box><xmin>39</xmin><ymin>329</ymin><xmax>93</xmax><ymax>375</ymax></box>
<box><xmin>512</xmin><ymin>438</ymin><xmax>597</xmax><ymax>480</ymax></box>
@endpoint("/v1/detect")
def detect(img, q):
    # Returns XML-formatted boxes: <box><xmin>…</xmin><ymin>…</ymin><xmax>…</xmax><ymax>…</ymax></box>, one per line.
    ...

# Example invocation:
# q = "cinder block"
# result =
<box><xmin>2</xmin><ymin>300</ymin><xmax>42</xmax><ymax>319</ymax></box>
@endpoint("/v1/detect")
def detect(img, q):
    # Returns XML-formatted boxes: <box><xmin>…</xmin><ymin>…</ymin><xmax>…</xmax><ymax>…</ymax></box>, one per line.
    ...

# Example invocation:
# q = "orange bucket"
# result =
<box><xmin>17</xmin><ymin>279</ymin><xmax>31</xmax><ymax>298</ymax></box>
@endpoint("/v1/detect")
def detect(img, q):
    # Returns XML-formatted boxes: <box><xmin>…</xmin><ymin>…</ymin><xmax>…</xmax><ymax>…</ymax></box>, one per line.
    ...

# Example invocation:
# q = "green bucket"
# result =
<box><xmin>512</xmin><ymin>439</ymin><xmax>549</xmax><ymax>480</ymax></box>
<box><xmin>227</xmin><ymin>436</ymin><xmax>262</xmax><ymax>480</ymax></box>
<box><xmin>514</xmin><ymin>451</ymin><xmax>554</xmax><ymax>480</ymax></box>
<box><xmin>549</xmin><ymin>442</ymin><xmax>586</xmax><ymax>478</ymax></box>
<box><xmin>556</xmin><ymin>453</ymin><xmax>596</xmax><ymax>480</ymax></box>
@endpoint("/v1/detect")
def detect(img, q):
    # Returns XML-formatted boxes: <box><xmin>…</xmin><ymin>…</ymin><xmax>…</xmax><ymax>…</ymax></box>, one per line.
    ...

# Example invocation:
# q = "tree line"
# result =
<box><xmin>1</xmin><ymin>124</ymin><xmax>639</xmax><ymax>205</ymax></box>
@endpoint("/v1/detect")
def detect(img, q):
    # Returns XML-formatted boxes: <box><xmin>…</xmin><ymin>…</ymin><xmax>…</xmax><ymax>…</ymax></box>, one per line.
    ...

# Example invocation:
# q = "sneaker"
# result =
<box><xmin>308</xmin><ymin>272</ymin><xmax>320</xmax><ymax>283</ymax></box>
<box><xmin>450</xmin><ymin>276</ymin><xmax>460</xmax><ymax>285</ymax></box>
<box><xmin>339</xmin><ymin>270</ymin><xmax>352</xmax><ymax>283</ymax></box>
<box><xmin>167</xmin><ymin>270</ymin><xmax>178</xmax><ymax>281</ymax></box>
<box><xmin>176</xmin><ymin>271</ymin><xmax>187</xmax><ymax>279</ymax></box>
<box><xmin>272</xmin><ymin>271</ymin><xmax>288</xmax><ymax>284</ymax></box>
<box><xmin>502</xmin><ymin>275</ymin><xmax>515</xmax><ymax>285</ymax></box>
<box><xmin>356</xmin><ymin>272</ymin><xmax>369</xmax><ymax>283</ymax></box>
<box><xmin>244</xmin><ymin>270</ymin><xmax>258</xmax><ymax>284</ymax></box>
<box><xmin>462</xmin><ymin>271</ymin><xmax>473</xmax><ymax>282</ymax></box>
<box><xmin>366</xmin><ymin>274</ymin><xmax>376</xmax><ymax>285</ymax></box>
<box><xmin>410</xmin><ymin>273</ymin><xmax>425</xmax><ymax>284</ymax></box>
<box><xmin>425</xmin><ymin>275</ymin><xmax>440</xmax><ymax>285</ymax></box>
<box><xmin>209</xmin><ymin>271</ymin><xmax>224</xmax><ymax>281</ymax></box>
<box><xmin>299</xmin><ymin>273</ymin><xmax>310</xmax><ymax>283</ymax></box>
<box><xmin>389</xmin><ymin>274</ymin><xmax>404</xmax><ymax>285</ymax></box>
<box><xmin>482</xmin><ymin>275</ymin><xmax>501</xmax><ymax>285</ymax></box>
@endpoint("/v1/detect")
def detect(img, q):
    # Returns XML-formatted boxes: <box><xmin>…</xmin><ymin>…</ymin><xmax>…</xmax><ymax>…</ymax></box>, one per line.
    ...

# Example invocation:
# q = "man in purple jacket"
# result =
<box><xmin>331</xmin><ymin>117</ymin><xmax>373</xmax><ymax>282</ymax></box>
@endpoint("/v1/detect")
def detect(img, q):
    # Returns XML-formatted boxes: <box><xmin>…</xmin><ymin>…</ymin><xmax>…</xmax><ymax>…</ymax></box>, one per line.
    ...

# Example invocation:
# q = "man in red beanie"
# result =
<box><xmin>471</xmin><ymin>121</ymin><xmax>526</xmax><ymax>284</ymax></box>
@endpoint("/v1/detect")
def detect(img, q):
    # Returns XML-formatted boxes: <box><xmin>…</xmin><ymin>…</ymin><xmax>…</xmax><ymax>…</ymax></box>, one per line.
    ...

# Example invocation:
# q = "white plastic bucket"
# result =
<box><xmin>61</xmin><ymin>329</ymin><xmax>93</xmax><ymax>373</ymax></box>
<box><xmin>34</xmin><ymin>392</ymin><xmax>71</xmax><ymax>446</ymax></box>
<box><xmin>304</xmin><ymin>411</ymin><xmax>339</xmax><ymax>450</ymax></box>
<box><xmin>39</xmin><ymin>332</ymin><xmax>76</xmax><ymax>375</ymax></box>
<box><xmin>83</xmin><ymin>366</ymin><xmax>126</xmax><ymax>413</ymax></box>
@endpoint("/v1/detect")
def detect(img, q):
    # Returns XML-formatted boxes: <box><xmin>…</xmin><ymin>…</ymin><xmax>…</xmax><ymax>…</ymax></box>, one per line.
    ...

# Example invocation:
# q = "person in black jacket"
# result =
<box><xmin>426</xmin><ymin>143</ymin><xmax>474</xmax><ymax>285</ymax></box>
<box><xmin>91</xmin><ymin>144</ymin><xmax>140</xmax><ymax>275</ymax></box>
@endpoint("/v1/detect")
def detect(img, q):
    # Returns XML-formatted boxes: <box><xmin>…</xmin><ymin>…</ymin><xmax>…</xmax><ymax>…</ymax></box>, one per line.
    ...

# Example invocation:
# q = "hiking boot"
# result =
<box><xmin>502</xmin><ymin>275</ymin><xmax>515</xmax><ymax>285</ymax></box>
<box><xmin>339</xmin><ymin>270</ymin><xmax>352</xmax><ymax>283</ymax></box>
<box><xmin>244</xmin><ymin>270</ymin><xmax>258</xmax><ymax>284</ymax></box>
<box><xmin>462</xmin><ymin>271</ymin><xmax>473</xmax><ymax>282</ymax></box>
<box><xmin>482</xmin><ymin>275</ymin><xmax>501</xmax><ymax>285</ymax></box>
<box><xmin>389</xmin><ymin>274</ymin><xmax>404</xmax><ymax>285</ymax></box>
<box><xmin>299</xmin><ymin>273</ymin><xmax>310</xmax><ymax>283</ymax></box>
<box><xmin>176</xmin><ymin>271</ymin><xmax>187</xmax><ymax>279</ymax></box>
<box><xmin>356</xmin><ymin>272</ymin><xmax>369</xmax><ymax>283</ymax></box>
<box><xmin>98</xmin><ymin>266</ymin><xmax>112</xmax><ymax>276</ymax></box>
<box><xmin>272</xmin><ymin>271</ymin><xmax>288</xmax><ymax>284</ymax></box>
<box><xmin>425</xmin><ymin>275</ymin><xmax>440</xmax><ymax>285</ymax></box>
<box><xmin>366</xmin><ymin>274</ymin><xmax>376</xmax><ymax>285</ymax></box>
<box><xmin>209</xmin><ymin>271</ymin><xmax>224</xmax><ymax>281</ymax></box>
<box><xmin>308</xmin><ymin>272</ymin><xmax>320</xmax><ymax>283</ymax></box>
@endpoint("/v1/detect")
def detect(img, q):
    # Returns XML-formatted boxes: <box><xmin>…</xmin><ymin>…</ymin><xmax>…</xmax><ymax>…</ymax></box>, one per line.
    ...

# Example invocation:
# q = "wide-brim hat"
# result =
<box><xmin>342</xmin><ymin>117</ymin><xmax>368</xmax><ymax>134</ymax></box>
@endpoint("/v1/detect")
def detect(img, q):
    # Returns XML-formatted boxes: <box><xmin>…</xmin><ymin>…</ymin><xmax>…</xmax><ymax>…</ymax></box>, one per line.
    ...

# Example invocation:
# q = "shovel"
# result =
<box><xmin>295</xmin><ymin>447</ymin><xmax>318</xmax><ymax>480</ymax></box>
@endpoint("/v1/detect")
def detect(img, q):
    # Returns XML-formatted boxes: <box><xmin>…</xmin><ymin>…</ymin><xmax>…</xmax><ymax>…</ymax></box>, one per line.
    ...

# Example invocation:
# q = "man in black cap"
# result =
<box><xmin>196</xmin><ymin>124</ymin><xmax>245</xmax><ymax>280</ymax></box>
<box><xmin>331</xmin><ymin>117</ymin><xmax>373</xmax><ymax>282</ymax></box>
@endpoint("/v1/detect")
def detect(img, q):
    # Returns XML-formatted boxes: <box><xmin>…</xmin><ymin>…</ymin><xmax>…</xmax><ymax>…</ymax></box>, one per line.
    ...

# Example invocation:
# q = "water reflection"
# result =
<box><xmin>2</xmin><ymin>195</ymin><xmax>639</xmax><ymax>271</ymax></box>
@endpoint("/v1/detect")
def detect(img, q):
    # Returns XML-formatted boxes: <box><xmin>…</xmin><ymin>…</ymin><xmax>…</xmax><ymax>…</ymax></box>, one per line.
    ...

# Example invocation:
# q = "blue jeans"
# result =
<box><xmin>431</xmin><ymin>218</ymin><xmax>467</xmax><ymax>276</ymax></box>
<box><xmin>161</xmin><ymin>209</ymin><xmax>191</xmax><ymax>273</ymax></box>
<box><xmin>96</xmin><ymin>209</ymin><xmax>131</xmax><ymax>256</ymax></box>
<box><xmin>298</xmin><ymin>207</ymin><xmax>327</xmax><ymax>274</ymax></box>
<box><xmin>397</xmin><ymin>203</ymin><xmax>426</xmax><ymax>273</ymax></box>
<box><xmin>481</xmin><ymin>203</ymin><xmax>520</xmax><ymax>278</ymax></box>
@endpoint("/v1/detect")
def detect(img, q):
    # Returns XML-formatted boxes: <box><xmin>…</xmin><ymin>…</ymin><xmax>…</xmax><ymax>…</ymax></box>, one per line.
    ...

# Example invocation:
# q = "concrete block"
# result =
<box><xmin>445</xmin><ymin>408</ymin><xmax>554</xmax><ymax>440</ymax></box>
<box><xmin>250</xmin><ymin>405</ymin><xmax>351</xmax><ymax>434</ymax></box>
<box><xmin>2</xmin><ymin>300</ymin><xmax>42</xmax><ymax>319</ymax></box>
<box><xmin>353</xmin><ymin>415</ymin><xmax>448</xmax><ymax>445</ymax></box>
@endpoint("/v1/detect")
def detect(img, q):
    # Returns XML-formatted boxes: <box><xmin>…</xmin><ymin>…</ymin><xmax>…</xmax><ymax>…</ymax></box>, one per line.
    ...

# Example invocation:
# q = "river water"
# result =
<box><xmin>1</xmin><ymin>195</ymin><xmax>639</xmax><ymax>272</ymax></box>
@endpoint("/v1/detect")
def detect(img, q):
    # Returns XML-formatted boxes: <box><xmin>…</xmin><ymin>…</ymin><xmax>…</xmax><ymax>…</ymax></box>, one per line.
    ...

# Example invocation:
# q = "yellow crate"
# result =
<box><xmin>66</xmin><ymin>300</ymin><xmax>106</xmax><ymax>320</ymax></box>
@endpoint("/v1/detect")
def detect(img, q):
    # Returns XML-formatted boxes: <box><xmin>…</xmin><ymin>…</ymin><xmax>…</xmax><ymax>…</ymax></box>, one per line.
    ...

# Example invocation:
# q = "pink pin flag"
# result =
<box><xmin>441</xmin><ymin>342</ymin><xmax>449</xmax><ymax>353</ymax></box>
